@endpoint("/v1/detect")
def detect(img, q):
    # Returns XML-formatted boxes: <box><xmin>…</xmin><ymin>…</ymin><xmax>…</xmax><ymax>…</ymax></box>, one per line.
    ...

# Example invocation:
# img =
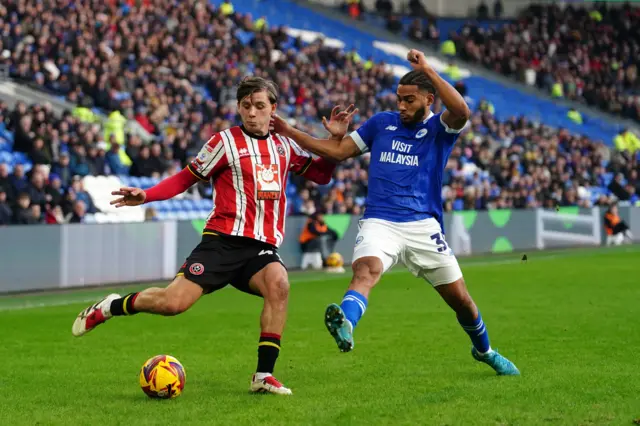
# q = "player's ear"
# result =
<box><xmin>424</xmin><ymin>92</ymin><xmax>435</xmax><ymax>106</ymax></box>
<box><xmin>271</xmin><ymin>102</ymin><xmax>277</xmax><ymax>114</ymax></box>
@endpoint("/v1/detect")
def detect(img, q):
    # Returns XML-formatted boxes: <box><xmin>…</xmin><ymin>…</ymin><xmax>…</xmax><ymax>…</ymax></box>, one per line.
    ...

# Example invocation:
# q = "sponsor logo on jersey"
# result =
<box><xmin>379</xmin><ymin>139</ymin><xmax>419</xmax><ymax>166</ymax></box>
<box><xmin>255</xmin><ymin>164</ymin><xmax>281</xmax><ymax>200</ymax></box>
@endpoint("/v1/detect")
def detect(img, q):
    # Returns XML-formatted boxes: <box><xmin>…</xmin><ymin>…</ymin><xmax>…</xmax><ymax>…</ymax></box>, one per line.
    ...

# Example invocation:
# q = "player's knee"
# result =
<box><xmin>351</xmin><ymin>258</ymin><xmax>382</xmax><ymax>288</ymax></box>
<box><xmin>264</xmin><ymin>275</ymin><xmax>290</xmax><ymax>304</ymax></box>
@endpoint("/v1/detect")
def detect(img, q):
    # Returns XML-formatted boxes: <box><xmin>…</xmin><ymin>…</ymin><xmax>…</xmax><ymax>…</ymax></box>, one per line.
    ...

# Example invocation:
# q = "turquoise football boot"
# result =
<box><xmin>472</xmin><ymin>347</ymin><xmax>520</xmax><ymax>375</ymax></box>
<box><xmin>324</xmin><ymin>303</ymin><xmax>354</xmax><ymax>352</ymax></box>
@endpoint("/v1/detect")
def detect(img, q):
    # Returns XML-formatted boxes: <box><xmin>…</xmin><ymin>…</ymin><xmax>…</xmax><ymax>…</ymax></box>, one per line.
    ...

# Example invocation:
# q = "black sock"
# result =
<box><xmin>256</xmin><ymin>333</ymin><xmax>281</xmax><ymax>374</ymax></box>
<box><xmin>110</xmin><ymin>293</ymin><xmax>139</xmax><ymax>316</ymax></box>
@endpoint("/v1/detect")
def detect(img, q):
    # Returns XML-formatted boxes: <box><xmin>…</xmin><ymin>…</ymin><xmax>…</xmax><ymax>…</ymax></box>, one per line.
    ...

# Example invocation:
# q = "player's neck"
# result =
<box><xmin>241</xmin><ymin>125</ymin><xmax>269</xmax><ymax>140</ymax></box>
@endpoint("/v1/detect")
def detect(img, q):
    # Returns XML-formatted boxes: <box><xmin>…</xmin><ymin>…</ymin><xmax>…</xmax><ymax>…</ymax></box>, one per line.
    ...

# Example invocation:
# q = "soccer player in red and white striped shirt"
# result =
<box><xmin>71</xmin><ymin>77</ymin><xmax>357</xmax><ymax>395</ymax></box>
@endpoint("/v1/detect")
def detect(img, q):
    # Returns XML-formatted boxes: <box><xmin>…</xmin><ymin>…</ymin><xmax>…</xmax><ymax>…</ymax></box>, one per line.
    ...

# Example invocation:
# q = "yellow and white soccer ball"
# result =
<box><xmin>139</xmin><ymin>355</ymin><xmax>186</xmax><ymax>399</ymax></box>
<box><xmin>326</xmin><ymin>252</ymin><xmax>344</xmax><ymax>268</ymax></box>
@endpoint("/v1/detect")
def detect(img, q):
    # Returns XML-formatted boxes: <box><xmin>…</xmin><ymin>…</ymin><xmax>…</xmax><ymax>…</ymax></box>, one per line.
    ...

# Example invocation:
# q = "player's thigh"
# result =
<box><xmin>402</xmin><ymin>219</ymin><xmax>463</xmax><ymax>287</ymax></box>
<box><xmin>352</xmin><ymin>218</ymin><xmax>404</xmax><ymax>274</ymax></box>
<box><xmin>163</xmin><ymin>275</ymin><xmax>205</xmax><ymax>311</ymax></box>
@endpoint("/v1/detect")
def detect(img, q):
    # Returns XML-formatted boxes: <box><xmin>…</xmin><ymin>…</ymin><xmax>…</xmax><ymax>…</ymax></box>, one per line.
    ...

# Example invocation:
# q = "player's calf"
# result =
<box><xmin>249</xmin><ymin>263</ymin><xmax>291</xmax><ymax>392</ymax></box>
<box><xmin>71</xmin><ymin>277</ymin><xmax>203</xmax><ymax>337</ymax></box>
<box><xmin>338</xmin><ymin>257</ymin><xmax>382</xmax><ymax>329</ymax></box>
<box><xmin>435</xmin><ymin>278</ymin><xmax>520</xmax><ymax>375</ymax></box>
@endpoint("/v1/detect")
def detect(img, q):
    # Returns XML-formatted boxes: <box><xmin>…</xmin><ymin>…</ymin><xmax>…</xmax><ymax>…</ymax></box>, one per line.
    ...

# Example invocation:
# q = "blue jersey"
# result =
<box><xmin>349</xmin><ymin>111</ymin><xmax>463</xmax><ymax>226</ymax></box>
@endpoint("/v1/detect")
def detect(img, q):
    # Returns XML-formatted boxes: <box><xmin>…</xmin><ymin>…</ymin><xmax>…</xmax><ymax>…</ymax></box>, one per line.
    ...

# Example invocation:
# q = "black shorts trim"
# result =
<box><xmin>177</xmin><ymin>232</ymin><xmax>285</xmax><ymax>296</ymax></box>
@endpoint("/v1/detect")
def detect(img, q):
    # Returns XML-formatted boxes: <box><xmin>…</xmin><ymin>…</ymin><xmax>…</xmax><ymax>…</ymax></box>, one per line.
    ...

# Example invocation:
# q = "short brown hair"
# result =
<box><xmin>236</xmin><ymin>76</ymin><xmax>278</xmax><ymax>104</ymax></box>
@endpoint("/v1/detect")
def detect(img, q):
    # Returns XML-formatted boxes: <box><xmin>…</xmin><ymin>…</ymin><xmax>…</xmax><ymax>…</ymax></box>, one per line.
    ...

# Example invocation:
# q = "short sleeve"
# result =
<box><xmin>349</xmin><ymin>114</ymin><xmax>382</xmax><ymax>154</ymax></box>
<box><xmin>432</xmin><ymin>112</ymin><xmax>466</xmax><ymax>147</ymax></box>
<box><xmin>288</xmin><ymin>138</ymin><xmax>313</xmax><ymax>175</ymax></box>
<box><xmin>188</xmin><ymin>133</ymin><xmax>228</xmax><ymax>180</ymax></box>
<box><xmin>436</xmin><ymin>111</ymin><xmax>467</xmax><ymax>135</ymax></box>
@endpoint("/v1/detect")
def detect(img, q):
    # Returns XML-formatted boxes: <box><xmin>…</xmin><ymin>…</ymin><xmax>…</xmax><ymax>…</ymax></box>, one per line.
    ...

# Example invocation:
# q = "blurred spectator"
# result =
<box><xmin>375</xmin><ymin>0</ymin><xmax>393</xmax><ymax>17</ymax></box>
<box><xmin>51</xmin><ymin>152</ymin><xmax>73</xmax><ymax>188</ymax></box>
<box><xmin>0</xmin><ymin>163</ymin><xmax>13</xmax><ymax>202</ymax></box>
<box><xmin>604</xmin><ymin>204</ymin><xmax>633</xmax><ymax>245</ymax></box>
<box><xmin>9</xmin><ymin>164</ymin><xmax>28</xmax><ymax>196</ymax></box>
<box><xmin>70</xmin><ymin>176</ymin><xmax>98</xmax><ymax>214</ymax></box>
<box><xmin>12</xmin><ymin>193</ymin><xmax>35</xmax><ymax>225</ymax></box>
<box><xmin>46</xmin><ymin>174</ymin><xmax>64</xmax><ymax>207</ymax></box>
<box><xmin>30</xmin><ymin>203</ymin><xmax>43</xmax><ymax>224</ymax></box>
<box><xmin>386</xmin><ymin>15</ymin><xmax>403</xmax><ymax>34</ymax></box>
<box><xmin>145</xmin><ymin>207</ymin><xmax>159</xmax><ymax>222</ymax></box>
<box><xmin>45</xmin><ymin>205</ymin><xmax>66</xmax><ymax>225</ymax></box>
<box><xmin>27</xmin><ymin>171</ymin><xmax>48</xmax><ymax>208</ymax></box>
<box><xmin>0</xmin><ymin>187</ymin><xmax>11</xmax><ymax>225</ymax></box>
<box><xmin>68</xmin><ymin>200</ymin><xmax>87</xmax><ymax>224</ymax></box>
<box><xmin>299</xmin><ymin>211</ymin><xmax>339</xmax><ymax>267</ymax></box>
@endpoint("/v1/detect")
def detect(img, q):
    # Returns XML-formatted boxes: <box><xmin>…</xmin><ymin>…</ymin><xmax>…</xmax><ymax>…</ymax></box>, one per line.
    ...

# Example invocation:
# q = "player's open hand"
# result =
<box><xmin>270</xmin><ymin>114</ymin><xmax>292</xmax><ymax>137</ymax></box>
<box><xmin>407</xmin><ymin>49</ymin><xmax>431</xmax><ymax>72</ymax></box>
<box><xmin>110</xmin><ymin>187</ymin><xmax>146</xmax><ymax>208</ymax></box>
<box><xmin>322</xmin><ymin>104</ymin><xmax>359</xmax><ymax>138</ymax></box>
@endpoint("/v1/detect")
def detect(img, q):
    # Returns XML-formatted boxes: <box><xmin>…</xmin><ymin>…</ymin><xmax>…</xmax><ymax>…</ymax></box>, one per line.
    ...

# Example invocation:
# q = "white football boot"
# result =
<box><xmin>250</xmin><ymin>374</ymin><xmax>292</xmax><ymax>395</ymax></box>
<box><xmin>71</xmin><ymin>293</ymin><xmax>121</xmax><ymax>337</ymax></box>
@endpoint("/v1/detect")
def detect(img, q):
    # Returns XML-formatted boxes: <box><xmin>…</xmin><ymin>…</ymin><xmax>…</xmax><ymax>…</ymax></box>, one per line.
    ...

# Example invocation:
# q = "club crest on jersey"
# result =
<box><xmin>416</xmin><ymin>128</ymin><xmax>428</xmax><ymax>138</ymax></box>
<box><xmin>256</xmin><ymin>164</ymin><xmax>281</xmax><ymax>200</ymax></box>
<box><xmin>197</xmin><ymin>151</ymin><xmax>209</xmax><ymax>163</ymax></box>
<box><xmin>276</xmin><ymin>143</ymin><xmax>286</xmax><ymax>157</ymax></box>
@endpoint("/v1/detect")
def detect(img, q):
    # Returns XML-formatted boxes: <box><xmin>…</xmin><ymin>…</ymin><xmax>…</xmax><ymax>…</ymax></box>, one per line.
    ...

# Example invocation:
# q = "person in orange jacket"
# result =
<box><xmin>299</xmin><ymin>211</ymin><xmax>338</xmax><ymax>266</ymax></box>
<box><xmin>604</xmin><ymin>204</ymin><xmax>633</xmax><ymax>245</ymax></box>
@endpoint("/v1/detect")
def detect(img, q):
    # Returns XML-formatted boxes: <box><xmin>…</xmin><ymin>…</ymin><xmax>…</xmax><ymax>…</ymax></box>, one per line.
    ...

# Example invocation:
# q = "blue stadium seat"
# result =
<box><xmin>128</xmin><ymin>176</ymin><xmax>140</xmax><ymax>188</ymax></box>
<box><xmin>12</xmin><ymin>152</ymin><xmax>27</xmax><ymax>164</ymax></box>
<box><xmin>0</xmin><ymin>151</ymin><xmax>12</xmax><ymax>164</ymax></box>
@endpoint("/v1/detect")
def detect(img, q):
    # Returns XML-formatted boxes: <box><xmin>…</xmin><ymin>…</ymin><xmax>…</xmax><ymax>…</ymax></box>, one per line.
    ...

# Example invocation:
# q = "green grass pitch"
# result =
<box><xmin>1</xmin><ymin>246</ymin><xmax>639</xmax><ymax>425</ymax></box>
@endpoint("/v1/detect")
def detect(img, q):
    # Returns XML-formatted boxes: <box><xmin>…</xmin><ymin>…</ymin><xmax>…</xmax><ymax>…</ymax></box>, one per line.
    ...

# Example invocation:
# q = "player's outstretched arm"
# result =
<box><xmin>407</xmin><ymin>49</ymin><xmax>471</xmax><ymax>131</ymax></box>
<box><xmin>272</xmin><ymin>114</ymin><xmax>361</xmax><ymax>162</ymax></box>
<box><xmin>110</xmin><ymin>167</ymin><xmax>200</xmax><ymax>207</ymax></box>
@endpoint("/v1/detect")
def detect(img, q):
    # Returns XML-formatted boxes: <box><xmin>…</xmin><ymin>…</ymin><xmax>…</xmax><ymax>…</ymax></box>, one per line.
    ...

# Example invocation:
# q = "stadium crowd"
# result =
<box><xmin>0</xmin><ymin>0</ymin><xmax>639</xmax><ymax>226</ymax></box>
<box><xmin>2</xmin><ymin>95</ymin><xmax>639</xmax><ymax>226</ymax></box>
<box><xmin>452</xmin><ymin>3</ymin><xmax>640</xmax><ymax>122</ymax></box>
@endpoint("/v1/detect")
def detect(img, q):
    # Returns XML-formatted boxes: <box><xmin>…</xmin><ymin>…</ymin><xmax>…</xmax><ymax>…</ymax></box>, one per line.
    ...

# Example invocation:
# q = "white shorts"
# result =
<box><xmin>352</xmin><ymin>217</ymin><xmax>463</xmax><ymax>286</ymax></box>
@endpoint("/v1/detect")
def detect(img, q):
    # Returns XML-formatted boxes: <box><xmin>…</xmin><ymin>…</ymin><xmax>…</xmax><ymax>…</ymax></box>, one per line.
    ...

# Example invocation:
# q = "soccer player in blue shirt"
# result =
<box><xmin>272</xmin><ymin>49</ymin><xmax>519</xmax><ymax>375</ymax></box>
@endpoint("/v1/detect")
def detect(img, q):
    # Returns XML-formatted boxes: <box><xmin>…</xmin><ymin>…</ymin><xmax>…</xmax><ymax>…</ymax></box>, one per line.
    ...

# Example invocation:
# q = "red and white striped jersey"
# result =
<box><xmin>187</xmin><ymin>126</ymin><xmax>318</xmax><ymax>247</ymax></box>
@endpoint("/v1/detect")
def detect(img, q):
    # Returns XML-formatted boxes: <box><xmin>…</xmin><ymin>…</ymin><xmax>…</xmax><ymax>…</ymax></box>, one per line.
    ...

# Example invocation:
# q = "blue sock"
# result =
<box><xmin>340</xmin><ymin>290</ymin><xmax>368</xmax><ymax>328</ymax></box>
<box><xmin>458</xmin><ymin>312</ymin><xmax>491</xmax><ymax>353</ymax></box>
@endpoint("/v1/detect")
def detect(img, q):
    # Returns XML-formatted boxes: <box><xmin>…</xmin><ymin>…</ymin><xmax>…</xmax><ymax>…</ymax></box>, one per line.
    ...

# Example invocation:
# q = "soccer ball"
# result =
<box><xmin>139</xmin><ymin>355</ymin><xmax>186</xmax><ymax>399</ymax></box>
<box><xmin>326</xmin><ymin>252</ymin><xmax>344</xmax><ymax>268</ymax></box>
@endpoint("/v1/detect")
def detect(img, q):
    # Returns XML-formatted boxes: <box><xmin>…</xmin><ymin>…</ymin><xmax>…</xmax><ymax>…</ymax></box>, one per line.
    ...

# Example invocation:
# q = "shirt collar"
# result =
<box><xmin>423</xmin><ymin>110</ymin><xmax>435</xmax><ymax>124</ymax></box>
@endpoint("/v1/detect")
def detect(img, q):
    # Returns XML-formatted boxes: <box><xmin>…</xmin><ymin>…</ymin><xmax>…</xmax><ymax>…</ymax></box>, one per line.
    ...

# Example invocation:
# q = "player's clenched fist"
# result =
<box><xmin>110</xmin><ymin>187</ymin><xmax>147</xmax><ymax>207</ymax></box>
<box><xmin>407</xmin><ymin>49</ymin><xmax>432</xmax><ymax>72</ymax></box>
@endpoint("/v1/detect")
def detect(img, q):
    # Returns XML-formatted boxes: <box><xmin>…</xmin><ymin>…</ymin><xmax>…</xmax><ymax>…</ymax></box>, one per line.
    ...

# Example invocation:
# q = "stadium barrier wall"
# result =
<box><xmin>1</xmin><ymin>208</ymin><xmax>638</xmax><ymax>294</ymax></box>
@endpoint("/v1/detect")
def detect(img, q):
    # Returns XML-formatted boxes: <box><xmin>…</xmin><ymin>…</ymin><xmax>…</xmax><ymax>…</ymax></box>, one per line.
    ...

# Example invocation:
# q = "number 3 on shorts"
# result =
<box><xmin>430</xmin><ymin>233</ymin><xmax>448</xmax><ymax>253</ymax></box>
